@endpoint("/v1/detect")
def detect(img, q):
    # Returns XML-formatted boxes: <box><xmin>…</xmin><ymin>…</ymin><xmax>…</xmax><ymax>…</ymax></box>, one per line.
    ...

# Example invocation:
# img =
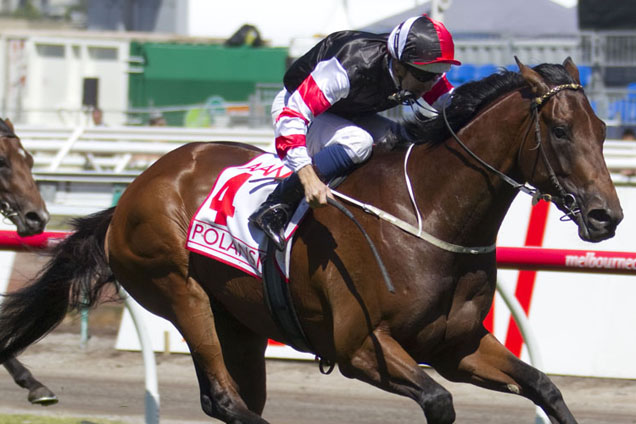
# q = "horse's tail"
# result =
<box><xmin>0</xmin><ymin>207</ymin><xmax>116</xmax><ymax>363</ymax></box>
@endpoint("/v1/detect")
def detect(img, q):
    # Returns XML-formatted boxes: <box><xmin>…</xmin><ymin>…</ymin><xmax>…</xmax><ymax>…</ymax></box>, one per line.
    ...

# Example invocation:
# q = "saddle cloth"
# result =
<box><xmin>186</xmin><ymin>153</ymin><xmax>309</xmax><ymax>278</ymax></box>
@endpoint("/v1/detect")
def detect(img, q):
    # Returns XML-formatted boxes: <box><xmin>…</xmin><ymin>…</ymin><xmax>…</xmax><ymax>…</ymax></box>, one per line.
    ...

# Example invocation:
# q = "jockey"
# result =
<box><xmin>249</xmin><ymin>15</ymin><xmax>461</xmax><ymax>250</ymax></box>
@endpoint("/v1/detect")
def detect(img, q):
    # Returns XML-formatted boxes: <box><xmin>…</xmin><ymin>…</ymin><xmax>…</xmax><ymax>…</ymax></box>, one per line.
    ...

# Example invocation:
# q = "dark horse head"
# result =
<box><xmin>515</xmin><ymin>58</ymin><xmax>623</xmax><ymax>241</ymax></box>
<box><xmin>402</xmin><ymin>57</ymin><xmax>622</xmax><ymax>243</ymax></box>
<box><xmin>0</xmin><ymin>118</ymin><xmax>48</xmax><ymax>236</ymax></box>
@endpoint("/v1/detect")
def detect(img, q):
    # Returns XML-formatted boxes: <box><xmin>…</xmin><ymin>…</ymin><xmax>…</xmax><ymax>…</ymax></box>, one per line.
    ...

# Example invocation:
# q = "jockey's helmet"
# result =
<box><xmin>387</xmin><ymin>15</ymin><xmax>461</xmax><ymax>74</ymax></box>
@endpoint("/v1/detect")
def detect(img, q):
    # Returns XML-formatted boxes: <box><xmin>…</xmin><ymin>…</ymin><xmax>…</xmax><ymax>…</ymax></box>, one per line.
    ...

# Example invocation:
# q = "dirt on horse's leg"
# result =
<box><xmin>170</xmin><ymin>275</ymin><xmax>270</xmax><ymax>424</ymax></box>
<box><xmin>3</xmin><ymin>357</ymin><xmax>58</xmax><ymax>405</ymax></box>
<box><xmin>432</xmin><ymin>330</ymin><xmax>577</xmax><ymax>424</ymax></box>
<box><xmin>337</xmin><ymin>329</ymin><xmax>455</xmax><ymax>424</ymax></box>
<box><xmin>211</xmin><ymin>299</ymin><xmax>268</xmax><ymax>414</ymax></box>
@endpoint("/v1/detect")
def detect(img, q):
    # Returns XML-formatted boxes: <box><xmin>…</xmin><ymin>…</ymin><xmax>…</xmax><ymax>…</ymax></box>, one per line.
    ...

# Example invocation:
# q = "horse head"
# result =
<box><xmin>515</xmin><ymin>57</ymin><xmax>622</xmax><ymax>242</ymax></box>
<box><xmin>0</xmin><ymin>118</ymin><xmax>48</xmax><ymax>236</ymax></box>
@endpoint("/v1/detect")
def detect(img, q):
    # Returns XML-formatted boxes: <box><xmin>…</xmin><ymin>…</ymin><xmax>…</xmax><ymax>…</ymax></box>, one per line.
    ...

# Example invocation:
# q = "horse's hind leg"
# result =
<box><xmin>337</xmin><ymin>329</ymin><xmax>455</xmax><ymax>424</ymax></box>
<box><xmin>432</xmin><ymin>329</ymin><xmax>577</xmax><ymax>424</ymax></box>
<box><xmin>168</xmin><ymin>275</ymin><xmax>270</xmax><ymax>424</ymax></box>
<box><xmin>3</xmin><ymin>357</ymin><xmax>58</xmax><ymax>405</ymax></box>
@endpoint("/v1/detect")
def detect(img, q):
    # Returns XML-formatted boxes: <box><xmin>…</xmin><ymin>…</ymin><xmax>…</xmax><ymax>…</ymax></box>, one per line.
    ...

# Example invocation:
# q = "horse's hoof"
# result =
<box><xmin>28</xmin><ymin>386</ymin><xmax>58</xmax><ymax>406</ymax></box>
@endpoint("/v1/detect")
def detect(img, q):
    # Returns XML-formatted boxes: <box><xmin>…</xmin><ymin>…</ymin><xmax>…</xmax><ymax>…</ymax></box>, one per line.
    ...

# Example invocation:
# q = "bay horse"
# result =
<box><xmin>0</xmin><ymin>58</ymin><xmax>623</xmax><ymax>423</ymax></box>
<box><xmin>0</xmin><ymin>118</ymin><xmax>55</xmax><ymax>405</ymax></box>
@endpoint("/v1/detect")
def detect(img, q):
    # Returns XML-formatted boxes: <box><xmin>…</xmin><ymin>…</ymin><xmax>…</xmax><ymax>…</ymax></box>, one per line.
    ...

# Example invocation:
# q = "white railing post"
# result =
<box><xmin>48</xmin><ymin>125</ymin><xmax>86</xmax><ymax>171</ymax></box>
<box><xmin>121</xmin><ymin>289</ymin><xmax>160</xmax><ymax>424</ymax></box>
<box><xmin>496</xmin><ymin>279</ymin><xmax>550</xmax><ymax>424</ymax></box>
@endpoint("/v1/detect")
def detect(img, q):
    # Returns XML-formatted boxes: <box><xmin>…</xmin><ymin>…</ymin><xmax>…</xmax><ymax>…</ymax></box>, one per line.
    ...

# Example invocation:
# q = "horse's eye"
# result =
<box><xmin>552</xmin><ymin>126</ymin><xmax>568</xmax><ymax>139</ymax></box>
<box><xmin>0</xmin><ymin>156</ymin><xmax>8</xmax><ymax>168</ymax></box>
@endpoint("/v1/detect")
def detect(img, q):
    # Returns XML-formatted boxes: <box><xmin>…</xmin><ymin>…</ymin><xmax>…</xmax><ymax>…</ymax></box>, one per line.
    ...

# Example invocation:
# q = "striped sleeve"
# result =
<box><xmin>275</xmin><ymin>57</ymin><xmax>350</xmax><ymax>169</ymax></box>
<box><xmin>423</xmin><ymin>74</ymin><xmax>454</xmax><ymax>111</ymax></box>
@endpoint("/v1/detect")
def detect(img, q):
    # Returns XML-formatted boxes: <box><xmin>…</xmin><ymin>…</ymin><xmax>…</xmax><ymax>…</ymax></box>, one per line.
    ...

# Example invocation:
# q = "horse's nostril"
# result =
<box><xmin>587</xmin><ymin>208</ymin><xmax>611</xmax><ymax>224</ymax></box>
<box><xmin>25</xmin><ymin>211</ymin><xmax>46</xmax><ymax>227</ymax></box>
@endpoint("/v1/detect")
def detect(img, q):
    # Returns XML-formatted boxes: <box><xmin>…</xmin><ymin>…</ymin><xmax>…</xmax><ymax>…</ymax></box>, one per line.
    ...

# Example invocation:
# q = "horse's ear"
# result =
<box><xmin>4</xmin><ymin>118</ymin><xmax>14</xmax><ymax>133</ymax></box>
<box><xmin>515</xmin><ymin>56</ymin><xmax>549</xmax><ymax>96</ymax></box>
<box><xmin>562</xmin><ymin>56</ymin><xmax>581</xmax><ymax>84</ymax></box>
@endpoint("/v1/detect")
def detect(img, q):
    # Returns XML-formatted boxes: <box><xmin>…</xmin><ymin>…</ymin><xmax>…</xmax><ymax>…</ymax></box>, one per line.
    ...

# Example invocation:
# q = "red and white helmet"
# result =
<box><xmin>387</xmin><ymin>15</ymin><xmax>461</xmax><ymax>73</ymax></box>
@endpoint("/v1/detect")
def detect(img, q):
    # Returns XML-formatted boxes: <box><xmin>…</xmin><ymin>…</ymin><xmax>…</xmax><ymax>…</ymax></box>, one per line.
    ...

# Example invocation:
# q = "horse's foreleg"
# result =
<box><xmin>3</xmin><ymin>357</ymin><xmax>58</xmax><ymax>405</ymax></box>
<box><xmin>432</xmin><ymin>330</ymin><xmax>577</xmax><ymax>424</ymax></box>
<box><xmin>164</xmin><ymin>275</ymin><xmax>270</xmax><ymax>424</ymax></box>
<box><xmin>337</xmin><ymin>329</ymin><xmax>455</xmax><ymax>424</ymax></box>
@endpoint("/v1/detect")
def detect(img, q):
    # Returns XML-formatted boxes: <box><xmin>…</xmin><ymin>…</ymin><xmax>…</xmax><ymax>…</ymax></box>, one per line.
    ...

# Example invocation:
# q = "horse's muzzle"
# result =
<box><xmin>16</xmin><ymin>208</ymin><xmax>49</xmax><ymax>237</ymax></box>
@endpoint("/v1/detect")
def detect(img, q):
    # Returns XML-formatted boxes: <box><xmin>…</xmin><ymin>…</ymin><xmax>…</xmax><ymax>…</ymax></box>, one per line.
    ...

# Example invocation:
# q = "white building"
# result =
<box><xmin>0</xmin><ymin>29</ymin><xmax>132</xmax><ymax>125</ymax></box>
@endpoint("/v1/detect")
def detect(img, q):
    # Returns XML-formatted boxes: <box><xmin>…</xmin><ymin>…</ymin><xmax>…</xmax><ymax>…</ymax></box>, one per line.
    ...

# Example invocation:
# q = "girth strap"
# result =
<box><xmin>261</xmin><ymin>240</ymin><xmax>313</xmax><ymax>353</ymax></box>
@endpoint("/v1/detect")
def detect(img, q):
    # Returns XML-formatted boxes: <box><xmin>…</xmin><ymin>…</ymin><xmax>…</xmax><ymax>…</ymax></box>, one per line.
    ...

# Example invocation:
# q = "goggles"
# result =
<box><xmin>408</xmin><ymin>66</ymin><xmax>443</xmax><ymax>84</ymax></box>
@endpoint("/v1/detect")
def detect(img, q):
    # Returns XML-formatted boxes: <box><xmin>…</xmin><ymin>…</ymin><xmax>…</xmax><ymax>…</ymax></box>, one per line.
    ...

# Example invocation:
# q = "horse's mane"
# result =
<box><xmin>392</xmin><ymin>63</ymin><xmax>578</xmax><ymax>147</ymax></box>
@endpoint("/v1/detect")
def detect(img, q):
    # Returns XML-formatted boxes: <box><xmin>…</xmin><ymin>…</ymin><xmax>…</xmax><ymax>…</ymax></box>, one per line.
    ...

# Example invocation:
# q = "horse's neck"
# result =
<box><xmin>409</xmin><ymin>92</ymin><xmax>529</xmax><ymax>247</ymax></box>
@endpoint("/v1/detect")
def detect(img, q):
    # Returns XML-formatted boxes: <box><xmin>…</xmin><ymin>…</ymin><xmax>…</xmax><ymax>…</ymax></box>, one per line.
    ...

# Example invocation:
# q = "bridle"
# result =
<box><xmin>530</xmin><ymin>83</ymin><xmax>583</xmax><ymax>221</ymax></box>
<box><xmin>442</xmin><ymin>82</ymin><xmax>584</xmax><ymax>222</ymax></box>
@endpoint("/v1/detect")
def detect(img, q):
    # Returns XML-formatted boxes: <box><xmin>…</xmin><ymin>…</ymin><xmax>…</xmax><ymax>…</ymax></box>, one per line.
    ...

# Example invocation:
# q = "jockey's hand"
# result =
<box><xmin>297</xmin><ymin>165</ymin><xmax>331</xmax><ymax>208</ymax></box>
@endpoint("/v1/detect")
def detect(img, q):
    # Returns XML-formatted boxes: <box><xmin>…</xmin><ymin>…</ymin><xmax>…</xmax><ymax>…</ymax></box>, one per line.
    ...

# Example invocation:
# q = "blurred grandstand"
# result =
<box><xmin>1</xmin><ymin>0</ymin><xmax>636</xmax><ymax>138</ymax></box>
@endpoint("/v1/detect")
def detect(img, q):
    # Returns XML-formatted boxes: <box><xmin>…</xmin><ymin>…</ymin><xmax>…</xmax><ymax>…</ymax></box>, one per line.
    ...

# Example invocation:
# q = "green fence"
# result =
<box><xmin>128</xmin><ymin>42</ymin><xmax>288</xmax><ymax>126</ymax></box>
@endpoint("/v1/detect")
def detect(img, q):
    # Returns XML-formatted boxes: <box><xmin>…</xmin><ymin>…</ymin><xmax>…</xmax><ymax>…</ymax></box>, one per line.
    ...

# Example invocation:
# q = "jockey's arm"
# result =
<box><xmin>297</xmin><ymin>164</ymin><xmax>331</xmax><ymax>208</ymax></box>
<box><xmin>275</xmin><ymin>59</ymin><xmax>350</xmax><ymax>208</ymax></box>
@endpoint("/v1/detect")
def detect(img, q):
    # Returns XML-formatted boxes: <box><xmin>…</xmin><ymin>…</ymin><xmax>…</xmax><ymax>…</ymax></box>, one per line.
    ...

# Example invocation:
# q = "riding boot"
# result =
<box><xmin>249</xmin><ymin>172</ymin><xmax>305</xmax><ymax>250</ymax></box>
<box><xmin>250</xmin><ymin>143</ymin><xmax>355</xmax><ymax>250</ymax></box>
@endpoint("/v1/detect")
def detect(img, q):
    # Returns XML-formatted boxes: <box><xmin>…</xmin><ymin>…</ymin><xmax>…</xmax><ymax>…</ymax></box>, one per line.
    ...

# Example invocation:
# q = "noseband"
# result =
<box><xmin>442</xmin><ymin>82</ymin><xmax>583</xmax><ymax>222</ymax></box>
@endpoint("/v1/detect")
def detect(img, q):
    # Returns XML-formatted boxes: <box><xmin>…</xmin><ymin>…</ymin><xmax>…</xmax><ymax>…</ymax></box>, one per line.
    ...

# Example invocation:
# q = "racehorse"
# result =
<box><xmin>0</xmin><ymin>118</ymin><xmax>55</xmax><ymax>405</ymax></box>
<box><xmin>0</xmin><ymin>58</ymin><xmax>623</xmax><ymax>423</ymax></box>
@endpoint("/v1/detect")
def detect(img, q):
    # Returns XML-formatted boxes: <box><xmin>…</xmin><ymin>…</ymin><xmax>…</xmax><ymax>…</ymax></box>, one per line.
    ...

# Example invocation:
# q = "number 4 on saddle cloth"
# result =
<box><xmin>186</xmin><ymin>153</ymin><xmax>309</xmax><ymax>280</ymax></box>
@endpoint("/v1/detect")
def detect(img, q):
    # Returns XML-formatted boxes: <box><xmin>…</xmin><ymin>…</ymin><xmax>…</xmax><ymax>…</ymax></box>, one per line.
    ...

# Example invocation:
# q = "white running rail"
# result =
<box><xmin>16</xmin><ymin>125</ymin><xmax>276</xmax><ymax>173</ymax></box>
<box><xmin>14</xmin><ymin>125</ymin><xmax>636</xmax><ymax>176</ymax></box>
